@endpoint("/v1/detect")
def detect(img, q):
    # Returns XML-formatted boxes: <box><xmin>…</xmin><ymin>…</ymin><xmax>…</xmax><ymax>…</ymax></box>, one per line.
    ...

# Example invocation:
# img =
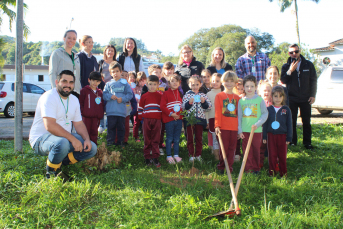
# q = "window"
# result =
<box><xmin>28</xmin><ymin>84</ymin><xmax>45</xmax><ymax>94</ymax></box>
<box><xmin>330</xmin><ymin>70</ymin><xmax>343</xmax><ymax>83</ymax></box>
<box><xmin>38</xmin><ymin>75</ymin><xmax>44</xmax><ymax>82</ymax></box>
<box><xmin>11</xmin><ymin>83</ymin><xmax>29</xmax><ymax>92</ymax></box>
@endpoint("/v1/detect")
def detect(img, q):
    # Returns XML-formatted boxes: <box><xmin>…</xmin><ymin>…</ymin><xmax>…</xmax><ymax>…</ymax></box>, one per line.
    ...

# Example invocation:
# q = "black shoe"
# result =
<box><xmin>57</xmin><ymin>171</ymin><xmax>71</xmax><ymax>183</ymax></box>
<box><xmin>218</xmin><ymin>169</ymin><xmax>224</xmax><ymax>175</ymax></box>
<box><xmin>46</xmin><ymin>171</ymin><xmax>57</xmax><ymax>179</ymax></box>
<box><xmin>152</xmin><ymin>158</ymin><xmax>161</xmax><ymax>168</ymax></box>
<box><xmin>145</xmin><ymin>159</ymin><xmax>152</xmax><ymax>166</ymax></box>
<box><xmin>304</xmin><ymin>144</ymin><xmax>314</xmax><ymax>150</ymax></box>
<box><xmin>289</xmin><ymin>142</ymin><xmax>297</xmax><ymax>146</ymax></box>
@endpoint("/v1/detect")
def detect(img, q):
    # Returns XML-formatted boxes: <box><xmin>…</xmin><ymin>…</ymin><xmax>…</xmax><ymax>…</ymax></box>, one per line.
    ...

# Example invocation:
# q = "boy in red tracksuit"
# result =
<box><xmin>138</xmin><ymin>75</ymin><xmax>162</xmax><ymax>167</ymax></box>
<box><xmin>79</xmin><ymin>71</ymin><xmax>104</xmax><ymax>144</ymax></box>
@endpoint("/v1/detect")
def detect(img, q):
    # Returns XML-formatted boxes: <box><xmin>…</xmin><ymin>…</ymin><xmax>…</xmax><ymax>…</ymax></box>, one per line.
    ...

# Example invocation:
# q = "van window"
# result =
<box><xmin>330</xmin><ymin>70</ymin><xmax>343</xmax><ymax>83</ymax></box>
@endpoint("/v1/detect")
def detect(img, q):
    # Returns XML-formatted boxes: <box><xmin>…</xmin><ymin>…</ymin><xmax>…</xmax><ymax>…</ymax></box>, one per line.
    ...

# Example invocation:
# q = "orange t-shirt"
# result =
<box><xmin>214</xmin><ymin>92</ymin><xmax>240</xmax><ymax>131</ymax></box>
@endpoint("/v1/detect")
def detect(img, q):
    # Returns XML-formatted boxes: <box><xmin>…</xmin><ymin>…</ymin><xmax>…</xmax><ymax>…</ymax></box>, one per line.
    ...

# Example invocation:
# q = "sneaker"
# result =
<box><xmin>159</xmin><ymin>148</ymin><xmax>164</xmax><ymax>155</ymax></box>
<box><xmin>196</xmin><ymin>156</ymin><xmax>202</xmax><ymax>162</ymax></box>
<box><xmin>98</xmin><ymin>126</ymin><xmax>104</xmax><ymax>134</ymax></box>
<box><xmin>173</xmin><ymin>156</ymin><xmax>182</xmax><ymax>163</ymax></box>
<box><xmin>189</xmin><ymin>157</ymin><xmax>195</xmax><ymax>162</ymax></box>
<box><xmin>234</xmin><ymin>155</ymin><xmax>241</xmax><ymax>162</ymax></box>
<box><xmin>304</xmin><ymin>144</ymin><xmax>314</xmax><ymax>150</ymax></box>
<box><xmin>153</xmin><ymin>158</ymin><xmax>161</xmax><ymax>168</ymax></box>
<box><xmin>145</xmin><ymin>159</ymin><xmax>152</xmax><ymax>166</ymax></box>
<box><xmin>166</xmin><ymin>157</ymin><xmax>176</xmax><ymax>164</ymax></box>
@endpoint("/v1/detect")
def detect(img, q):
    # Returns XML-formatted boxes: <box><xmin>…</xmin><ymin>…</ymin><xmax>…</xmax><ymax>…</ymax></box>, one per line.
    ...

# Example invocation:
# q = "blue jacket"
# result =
<box><xmin>263</xmin><ymin>105</ymin><xmax>292</xmax><ymax>142</ymax></box>
<box><xmin>103</xmin><ymin>79</ymin><xmax>133</xmax><ymax>117</ymax></box>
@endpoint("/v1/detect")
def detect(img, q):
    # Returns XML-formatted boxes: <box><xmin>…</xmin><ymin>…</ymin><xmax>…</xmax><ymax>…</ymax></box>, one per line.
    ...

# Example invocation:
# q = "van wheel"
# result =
<box><xmin>317</xmin><ymin>109</ymin><xmax>333</xmax><ymax>115</ymax></box>
<box><xmin>4</xmin><ymin>102</ymin><xmax>15</xmax><ymax>118</ymax></box>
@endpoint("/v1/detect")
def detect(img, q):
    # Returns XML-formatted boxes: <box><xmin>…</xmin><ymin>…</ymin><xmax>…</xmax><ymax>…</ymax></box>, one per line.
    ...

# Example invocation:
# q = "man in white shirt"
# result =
<box><xmin>29</xmin><ymin>70</ymin><xmax>97</xmax><ymax>180</ymax></box>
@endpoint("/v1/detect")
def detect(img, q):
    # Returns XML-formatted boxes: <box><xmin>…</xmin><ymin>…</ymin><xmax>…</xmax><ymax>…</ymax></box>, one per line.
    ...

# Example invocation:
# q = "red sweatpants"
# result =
<box><xmin>159</xmin><ymin>123</ymin><xmax>165</xmax><ymax>148</ymax></box>
<box><xmin>267</xmin><ymin>133</ymin><xmax>287</xmax><ymax>177</ymax></box>
<box><xmin>242</xmin><ymin>132</ymin><xmax>262</xmax><ymax>172</ymax></box>
<box><xmin>260</xmin><ymin>141</ymin><xmax>267</xmax><ymax>167</ymax></box>
<box><xmin>133</xmin><ymin>113</ymin><xmax>140</xmax><ymax>139</ymax></box>
<box><xmin>186</xmin><ymin>124</ymin><xmax>203</xmax><ymax>157</ymax></box>
<box><xmin>217</xmin><ymin>130</ymin><xmax>238</xmax><ymax>171</ymax></box>
<box><xmin>143</xmin><ymin>118</ymin><xmax>161</xmax><ymax>159</ymax></box>
<box><xmin>82</xmin><ymin>117</ymin><xmax>100</xmax><ymax>145</ymax></box>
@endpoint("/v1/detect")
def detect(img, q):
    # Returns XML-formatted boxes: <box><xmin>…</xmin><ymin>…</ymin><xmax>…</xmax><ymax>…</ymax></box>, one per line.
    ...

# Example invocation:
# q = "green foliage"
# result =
<box><xmin>160</xmin><ymin>55</ymin><xmax>179</xmax><ymax>65</ymax></box>
<box><xmin>181</xmin><ymin>109</ymin><xmax>201</xmax><ymax>127</ymax></box>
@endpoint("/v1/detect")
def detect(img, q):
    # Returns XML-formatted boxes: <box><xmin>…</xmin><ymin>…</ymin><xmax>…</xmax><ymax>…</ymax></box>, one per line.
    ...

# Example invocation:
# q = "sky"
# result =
<box><xmin>1</xmin><ymin>0</ymin><xmax>343</xmax><ymax>56</ymax></box>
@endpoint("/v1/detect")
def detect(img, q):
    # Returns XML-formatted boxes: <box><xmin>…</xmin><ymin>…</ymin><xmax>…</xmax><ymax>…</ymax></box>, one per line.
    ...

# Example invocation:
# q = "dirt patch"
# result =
<box><xmin>300</xmin><ymin>109</ymin><xmax>343</xmax><ymax>125</ymax></box>
<box><xmin>182</xmin><ymin>166</ymin><xmax>201</xmax><ymax>176</ymax></box>
<box><xmin>85</xmin><ymin>142</ymin><xmax>121</xmax><ymax>171</ymax></box>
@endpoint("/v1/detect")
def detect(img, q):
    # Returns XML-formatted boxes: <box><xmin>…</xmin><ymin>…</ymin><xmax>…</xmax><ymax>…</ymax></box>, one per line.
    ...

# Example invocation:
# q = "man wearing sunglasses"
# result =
<box><xmin>281</xmin><ymin>44</ymin><xmax>317</xmax><ymax>150</ymax></box>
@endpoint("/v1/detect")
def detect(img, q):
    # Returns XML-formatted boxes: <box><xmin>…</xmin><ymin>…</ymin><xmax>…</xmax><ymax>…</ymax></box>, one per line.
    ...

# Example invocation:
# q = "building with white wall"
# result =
<box><xmin>314</xmin><ymin>39</ymin><xmax>343</xmax><ymax>70</ymax></box>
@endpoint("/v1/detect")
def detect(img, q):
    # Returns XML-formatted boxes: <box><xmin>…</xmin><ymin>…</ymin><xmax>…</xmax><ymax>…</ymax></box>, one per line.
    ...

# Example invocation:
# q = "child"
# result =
<box><xmin>214</xmin><ymin>71</ymin><xmax>240</xmax><ymax>173</ymax></box>
<box><xmin>121</xmin><ymin>71</ymin><xmax>129</xmax><ymax>81</ymax></box>
<box><xmin>103</xmin><ymin>61</ymin><xmax>133</xmax><ymax>146</ymax></box>
<box><xmin>162</xmin><ymin>61</ymin><xmax>184</xmax><ymax>95</ymax></box>
<box><xmin>160</xmin><ymin>74</ymin><xmax>183</xmax><ymax>164</ymax></box>
<box><xmin>79</xmin><ymin>71</ymin><xmax>104</xmax><ymax>145</ymax></box>
<box><xmin>234</xmin><ymin>78</ymin><xmax>244</xmax><ymax>161</ymax></box>
<box><xmin>206</xmin><ymin>73</ymin><xmax>222</xmax><ymax>160</ymax></box>
<box><xmin>138</xmin><ymin>75</ymin><xmax>163</xmax><ymax>167</ymax></box>
<box><xmin>132</xmin><ymin>71</ymin><xmax>147</xmax><ymax>142</ymax></box>
<box><xmin>265</xmin><ymin>66</ymin><xmax>289</xmax><ymax>105</ymax></box>
<box><xmin>199</xmin><ymin>69</ymin><xmax>212</xmax><ymax>94</ymax></box>
<box><xmin>258</xmin><ymin>81</ymin><xmax>272</xmax><ymax>107</ymax></box>
<box><xmin>128</xmin><ymin>71</ymin><xmax>137</xmax><ymax>85</ymax></box>
<box><xmin>182</xmin><ymin>76</ymin><xmax>212</xmax><ymax>162</ymax></box>
<box><xmin>238</xmin><ymin>75</ymin><xmax>268</xmax><ymax>173</ymax></box>
<box><xmin>142</xmin><ymin>64</ymin><xmax>168</xmax><ymax>95</ymax></box>
<box><xmin>263</xmin><ymin>86</ymin><xmax>292</xmax><ymax>177</ymax></box>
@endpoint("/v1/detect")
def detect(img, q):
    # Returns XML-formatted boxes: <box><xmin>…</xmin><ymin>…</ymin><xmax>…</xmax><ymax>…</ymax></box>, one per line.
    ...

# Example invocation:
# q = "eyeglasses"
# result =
<box><xmin>182</xmin><ymin>51</ymin><xmax>192</xmax><ymax>54</ymax></box>
<box><xmin>288</xmin><ymin>50</ymin><xmax>299</xmax><ymax>55</ymax></box>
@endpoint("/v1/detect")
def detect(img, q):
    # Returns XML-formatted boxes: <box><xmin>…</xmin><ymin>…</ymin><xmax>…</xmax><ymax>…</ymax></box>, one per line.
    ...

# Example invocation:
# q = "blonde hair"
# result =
<box><xmin>210</xmin><ymin>47</ymin><xmax>226</xmax><ymax>69</ymax></box>
<box><xmin>148</xmin><ymin>64</ymin><xmax>162</xmax><ymax>75</ymax></box>
<box><xmin>258</xmin><ymin>80</ymin><xmax>272</xmax><ymax>96</ymax></box>
<box><xmin>178</xmin><ymin>45</ymin><xmax>193</xmax><ymax>65</ymax></box>
<box><xmin>79</xmin><ymin>35</ymin><xmax>92</xmax><ymax>48</ymax></box>
<box><xmin>221</xmin><ymin>70</ymin><xmax>238</xmax><ymax>83</ymax></box>
<box><xmin>233</xmin><ymin>78</ymin><xmax>244</xmax><ymax>95</ymax></box>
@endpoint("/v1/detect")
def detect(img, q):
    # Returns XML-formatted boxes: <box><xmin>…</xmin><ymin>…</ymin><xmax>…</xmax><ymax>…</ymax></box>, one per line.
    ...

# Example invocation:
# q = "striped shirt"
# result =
<box><xmin>138</xmin><ymin>91</ymin><xmax>162</xmax><ymax>120</ymax></box>
<box><xmin>235</xmin><ymin>52</ymin><xmax>271</xmax><ymax>81</ymax></box>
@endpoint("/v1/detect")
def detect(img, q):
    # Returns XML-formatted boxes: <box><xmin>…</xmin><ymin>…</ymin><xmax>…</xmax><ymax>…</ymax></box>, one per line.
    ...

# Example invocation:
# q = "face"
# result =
<box><xmin>211</xmin><ymin>76</ymin><xmax>221</xmax><ymax>89</ymax></box>
<box><xmin>236</xmin><ymin>84</ymin><xmax>244</xmax><ymax>95</ymax></box>
<box><xmin>125</xmin><ymin>39</ymin><xmax>135</xmax><ymax>53</ymax></box>
<box><xmin>152</xmin><ymin>69</ymin><xmax>162</xmax><ymax>79</ymax></box>
<box><xmin>110</xmin><ymin>67</ymin><xmax>122</xmax><ymax>81</ymax></box>
<box><xmin>56</xmin><ymin>74</ymin><xmax>74</xmax><ymax>97</ymax></box>
<box><xmin>261</xmin><ymin>85</ymin><xmax>272</xmax><ymax>101</ymax></box>
<box><xmin>106</xmin><ymin>47</ymin><xmax>115</xmax><ymax>59</ymax></box>
<box><xmin>139</xmin><ymin>79</ymin><xmax>147</xmax><ymax>87</ymax></box>
<box><xmin>169</xmin><ymin>78</ymin><xmax>180</xmax><ymax>90</ymax></box>
<box><xmin>181</xmin><ymin>48</ymin><xmax>193</xmax><ymax>62</ymax></box>
<box><xmin>267</xmin><ymin>68</ymin><xmax>279</xmax><ymax>85</ymax></box>
<box><xmin>189</xmin><ymin>79</ymin><xmax>201</xmax><ymax>93</ymax></box>
<box><xmin>147</xmin><ymin>81</ymin><xmax>158</xmax><ymax>92</ymax></box>
<box><xmin>223</xmin><ymin>79</ymin><xmax>236</xmax><ymax>91</ymax></box>
<box><xmin>201</xmin><ymin>73</ymin><xmax>211</xmax><ymax>85</ymax></box>
<box><xmin>244</xmin><ymin>81</ymin><xmax>256</xmax><ymax>97</ymax></box>
<box><xmin>83</xmin><ymin>38</ymin><xmax>94</xmax><ymax>52</ymax></box>
<box><xmin>245</xmin><ymin>37</ymin><xmax>257</xmax><ymax>54</ymax></box>
<box><xmin>88</xmin><ymin>79</ymin><xmax>101</xmax><ymax>89</ymax></box>
<box><xmin>121</xmin><ymin>72</ymin><xmax>129</xmax><ymax>80</ymax></box>
<box><xmin>64</xmin><ymin>32</ymin><xmax>77</xmax><ymax>49</ymax></box>
<box><xmin>164</xmin><ymin>68</ymin><xmax>174</xmax><ymax>76</ymax></box>
<box><xmin>128</xmin><ymin>74</ymin><xmax>136</xmax><ymax>83</ymax></box>
<box><xmin>273</xmin><ymin>92</ymin><xmax>284</xmax><ymax>106</ymax></box>
<box><xmin>288</xmin><ymin>47</ymin><xmax>300</xmax><ymax>60</ymax></box>
<box><xmin>213</xmin><ymin>49</ymin><xmax>224</xmax><ymax>64</ymax></box>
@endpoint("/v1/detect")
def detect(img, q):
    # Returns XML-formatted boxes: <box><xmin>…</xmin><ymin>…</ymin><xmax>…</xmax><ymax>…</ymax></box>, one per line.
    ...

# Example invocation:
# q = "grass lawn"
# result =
<box><xmin>1</xmin><ymin>124</ymin><xmax>342</xmax><ymax>228</ymax></box>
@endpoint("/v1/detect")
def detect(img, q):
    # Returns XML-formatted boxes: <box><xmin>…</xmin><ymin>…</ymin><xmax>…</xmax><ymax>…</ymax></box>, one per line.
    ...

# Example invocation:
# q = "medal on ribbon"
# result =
<box><xmin>95</xmin><ymin>97</ymin><xmax>101</xmax><ymax>105</ymax></box>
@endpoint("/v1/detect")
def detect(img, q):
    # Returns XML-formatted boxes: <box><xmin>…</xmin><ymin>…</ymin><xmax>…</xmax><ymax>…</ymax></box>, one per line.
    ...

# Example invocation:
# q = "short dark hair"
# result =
<box><xmin>243</xmin><ymin>75</ymin><xmax>257</xmax><ymax>86</ymax></box>
<box><xmin>109</xmin><ymin>61</ymin><xmax>122</xmax><ymax>72</ymax></box>
<box><xmin>272</xmin><ymin>85</ymin><xmax>287</xmax><ymax>106</ymax></box>
<box><xmin>64</xmin><ymin>30</ymin><xmax>77</xmax><ymax>38</ymax></box>
<box><xmin>57</xmin><ymin>70</ymin><xmax>75</xmax><ymax>82</ymax></box>
<box><xmin>147</xmin><ymin>75</ymin><xmax>159</xmax><ymax>83</ymax></box>
<box><xmin>89</xmin><ymin>71</ymin><xmax>102</xmax><ymax>81</ymax></box>
<box><xmin>289</xmin><ymin>43</ymin><xmax>300</xmax><ymax>50</ymax></box>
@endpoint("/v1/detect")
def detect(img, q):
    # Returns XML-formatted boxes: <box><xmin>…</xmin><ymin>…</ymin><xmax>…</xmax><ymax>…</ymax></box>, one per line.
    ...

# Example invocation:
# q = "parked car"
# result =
<box><xmin>312</xmin><ymin>66</ymin><xmax>343</xmax><ymax>115</ymax></box>
<box><xmin>0</xmin><ymin>81</ymin><xmax>46</xmax><ymax>118</ymax></box>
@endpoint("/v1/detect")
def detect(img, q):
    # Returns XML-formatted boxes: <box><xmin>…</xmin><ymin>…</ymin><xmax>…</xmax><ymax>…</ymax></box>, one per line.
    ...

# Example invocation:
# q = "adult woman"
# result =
<box><xmin>98</xmin><ymin>45</ymin><xmax>117</xmax><ymax>90</ymax></box>
<box><xmin>175</xmin><ymin>45</ymin><xmax>204</xmax><ymax>93</ymax></box>
<box><xmin>49</xmin><ymin>30</ymin><xmax>81</xmax><ymax>96</ymax></box>
<box><xmin>117</xmin><ymin>38</ymin><xmax>143</xmax><ymax>73</ymax></box>
<box><xmin>78</xmin><ymin>35</ymin><xmax>99</xmax><ymax>88</ymax></box>
<box><xmin>207</xmin><ymin>47</ymin><xmax>232</xmax><ymax>75</ymax></box>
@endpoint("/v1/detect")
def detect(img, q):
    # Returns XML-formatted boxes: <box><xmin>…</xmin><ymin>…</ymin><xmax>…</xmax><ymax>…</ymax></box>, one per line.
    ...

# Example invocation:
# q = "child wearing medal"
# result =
<box><xmin>160</xmin><ymin>74</ymin><xmax>183</xmax><ymax>164</ymax></box>
<box><xmin>263</xmin><ymin>86</ymin><xmax>292</xmax><ymax>177</ymax></box>
<box><xmin>214</xmin><ymin>71</ymin><xmax>240</xmax><ymax>174</ymax></box>
<box><xmin>238</xmin><ymin>75</ymin><xmax>268</xmax><ymax>174</ymax></box>
<box><xmin>79</xmin><ymin>71</ymin><xmax>104</xmax><ymax>145</ymax></box>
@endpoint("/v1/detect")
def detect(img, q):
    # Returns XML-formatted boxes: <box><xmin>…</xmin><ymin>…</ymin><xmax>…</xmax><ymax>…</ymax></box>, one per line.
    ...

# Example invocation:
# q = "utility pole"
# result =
<box><xmin>15</xmin><ymin>0</ymin><xmax>24</xmax><ymax>153</ymax></box>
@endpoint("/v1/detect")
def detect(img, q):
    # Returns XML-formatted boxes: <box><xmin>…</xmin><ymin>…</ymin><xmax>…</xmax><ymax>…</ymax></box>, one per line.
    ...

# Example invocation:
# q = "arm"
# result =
<box><xmin>138</xmin><ymin>96</ymin><xmax>144</xmax><ymax>120</ymax></box>
<box><xmin>121</xmin><ymin>84</ymin><xmax>134</xmax><ymax>104</ymax></box>
<box><xmin>139</xmin><ymin>57</ymin><xmax>144</xmax><ymax>72</ymax></box>
<box><xmin>237</xmin><ymin>100</ymin><xmax>243</xmax><ymax>134</ymax></box>
<box><xmin>235</xmin><ymin>58</ymin><xmax>244</xmax><ymax>79</ymax></box>
<box><xmin>141</xmin><ymin>85</ymin><xmax>148</xmax><ymax>96</ymax></box>
<box><xmin>102</xmin><ymin>83</ymin><xmax>113</xmax><ymax>101</ymax></box>
<box><xmin>130</xmin><ymin>92</ymin><xmax>137</xmax><ymax>116</ymax></box>
<box><xmin>255</xmin><ymin>99</ymin><xmax>268</xmax><ymax>128</ymax></box>
<box><xmin>266</xmin><ymin>55</ymin><xmax>271</xmax><ymax>69</ymax></box>
<box><xmin>201</xmin><ymin>94</ymin><xmax>211</xmax><ymax>110</ymax></box>
<box><xmin>79</xmin><ymin>90</ymin><xmax>85</xmax><ymax>115</ymax></box>
<box><xmin>214</xmin><ymin>94</ymin><xmax>222</xmax><ymax>129</ymax></box>
<box><xmin>160</xmin><ymin>93</ymin><xmax>171</xmax><ymax>116</ymax></box>
<box><xmin>73</xmin><ymin>120</ymin><xmax>92</xmax><ymax>151</ymax></box>
<box><xmin>286</xmin><ymin>107</ymin><xmax>293</xmax><ymax>143</ymax></box>
<box><xmin>309</xmin><ymin>61</ymin><xmax>317</xmax><ymax>100</ymax></box>
<box><xmin>48</xmin><ymin>50</ymin><xmax>59</xmax><ymax>88</ymax></box>
<box><xmin>262</xmin><ymin>109</ymin><xmax>270</xmax><ymax>141</ymax></box>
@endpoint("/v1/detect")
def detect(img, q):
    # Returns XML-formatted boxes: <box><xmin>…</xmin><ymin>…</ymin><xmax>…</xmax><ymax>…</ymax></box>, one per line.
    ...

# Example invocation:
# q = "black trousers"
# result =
<box><xmin>289</xmin><ymin>100</ymin><xmax>312</xmax><ymax>145</ymax></box>
<box><xmin>107</xmin><ymin>116</ymin><xmax>125</xmax><ymax>145</ymax></box>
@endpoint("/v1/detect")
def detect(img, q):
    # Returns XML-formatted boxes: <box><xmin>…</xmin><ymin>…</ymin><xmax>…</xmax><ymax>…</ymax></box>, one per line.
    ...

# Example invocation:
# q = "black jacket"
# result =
<box><xmin>175</xmin><ymin>57</ymin><xmax>205</xmax><ymax>94</ymax></box>
<box><xmin>118</xmin><ymin>52</ymin><xmax>141</xmax><ymax>73</ymax></box>
<box><xmin>281</xmin><ymin>55</ymin><xmax>317</xmax><ymax>103</ymax></box>
<box><xmin>78</xmin><ymin>52</ymin><xmax>99</xmax><ymax>88</ymax></box>
<box><xmin>206</xmin><ymin>63</ymin><xmax>233</xmax><ymax>75</ymax></box>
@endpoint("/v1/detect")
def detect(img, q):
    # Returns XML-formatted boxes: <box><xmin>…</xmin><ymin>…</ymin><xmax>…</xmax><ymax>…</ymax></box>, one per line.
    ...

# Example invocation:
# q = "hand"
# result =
<box><xmin>117</xmin><ymin>97</ymin><xmax>122</xmax><ymax>103</ymax></box>
<box><xmin>308</xmin><ymin>97</ymin><xmax>315</xmax><ymax>105</ymax></box>
<box><xmin>289</xmin><ymin>59</ymin><xmax>300</xmax><ymax>72</ymax></box>
<box><xmin>83</xmin><ymin>139</ymin><xmax>92</xmax><ymax>152</ymax></box>
<box><xmin>189</xmin><ymin>98</ymin><xmax>194</xmax><ymax>104</ymax></box>
<box><xmin>111</xmin><ymin>95</ymin><xmax>118</xmax><ymax>100</ymax></box>
<box><xmin>238</xmin><ymin>133</ymin><xmax>244</xmax><ymax>139</ymax></box>
<box><xmin>263</xmin><ymin>139</ymin><xmax>266</xmax><ymax>144</ymax></box>
<box><xmin>200</xmin><ymin>97</ymin><xmax>205</xmax><ymax>103</ymax></box>
<box><xmin>251</xmin><ymin>125</ymin><xmax>257</xmax><ymax>131</ymax></box>
<box><xmin>71</xmin><ymin>138</ymin><xmax>83</xmax><ymax>152</ymax></box>
<box><xmin>215</xmin><ymin>127</ymin><xmax>221</xmax><ymax>135</ymax></box>
<box><xmin>286</xmin><ymin>141</ymin><xmax>290</xmax><ymax>145</ymax></box>
<box><xmin>171</xmin><ymin>113</ymin><xmax>180</xmax><ymax>120</ymax></box>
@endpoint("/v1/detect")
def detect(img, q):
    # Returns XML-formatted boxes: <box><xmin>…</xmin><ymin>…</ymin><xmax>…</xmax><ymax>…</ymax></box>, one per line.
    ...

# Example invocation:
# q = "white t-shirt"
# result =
<box><xmin>29</xmin><ymin>88</ymin><xmax>82</xmax><ymax>147</ymax></box>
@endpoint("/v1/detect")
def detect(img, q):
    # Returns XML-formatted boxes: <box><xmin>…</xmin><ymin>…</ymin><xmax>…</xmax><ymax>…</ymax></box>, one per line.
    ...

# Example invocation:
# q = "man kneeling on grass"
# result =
<box><xmin>29</xmin><ymin>70</ymin><xmax>97</xmax><ymax>180</ymax></box>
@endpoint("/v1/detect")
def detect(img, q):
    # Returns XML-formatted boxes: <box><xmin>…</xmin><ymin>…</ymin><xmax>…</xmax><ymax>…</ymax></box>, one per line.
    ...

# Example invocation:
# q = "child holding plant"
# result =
<box><xmin>214</xmin><ymin>71</ymin><xmax>240</xmax><ymax>174</ymax></box>
<box><xmin>263</xmin><ymin>86</ymin><xmax>292</xmax><ymax>177</ymax></box>
<box><xmin>182</xmin><ymin>76</ymin><xmax>212</xmax><ymax>162</ymax></box>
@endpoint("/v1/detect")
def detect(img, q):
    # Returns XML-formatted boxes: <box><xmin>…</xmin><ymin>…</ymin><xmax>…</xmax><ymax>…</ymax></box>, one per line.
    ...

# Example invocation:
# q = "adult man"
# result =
<box><xmin>281</xmin><ymin>44</ymin><xmax>317</xmax><ymax>150</ymax></box>
<box><xmin>235</xmin><ymin>36</ymin><xmax>271</xmax><ymax>81</ymax></box>
<box><xmin>29</xmin><ymin>70</ymin><xmax>97</xmax><ymax>179</ymax></box>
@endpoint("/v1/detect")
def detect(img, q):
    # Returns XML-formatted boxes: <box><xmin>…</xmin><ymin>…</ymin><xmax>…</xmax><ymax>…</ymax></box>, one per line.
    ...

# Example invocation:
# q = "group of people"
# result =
<box><xmin>28</xmin><ymin>30</ymin><xmax>317</xmax><ymax>179</ymax></box>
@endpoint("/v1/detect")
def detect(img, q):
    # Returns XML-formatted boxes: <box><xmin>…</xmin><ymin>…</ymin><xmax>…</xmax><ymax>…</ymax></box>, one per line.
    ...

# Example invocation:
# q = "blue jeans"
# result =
<box><xmin>33</xmin><ymin>133</ymin><xmax>97</xmax><ymax>165</ymax></box>
<box><xmin>165</xmin><ymin>120</ymin><xmax>182</xmax><ymax>156</ymax></box>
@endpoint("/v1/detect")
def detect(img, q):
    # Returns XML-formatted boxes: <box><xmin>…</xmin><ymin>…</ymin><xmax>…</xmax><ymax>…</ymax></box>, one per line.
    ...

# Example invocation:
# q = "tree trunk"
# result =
<box><xmin>294</xmin><ymin>0</ymin><xmax>301</xmax><ymax>46</ymax></box>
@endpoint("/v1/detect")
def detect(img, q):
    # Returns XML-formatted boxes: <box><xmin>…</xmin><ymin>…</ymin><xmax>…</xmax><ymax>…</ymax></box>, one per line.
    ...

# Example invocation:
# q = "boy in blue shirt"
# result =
<box><xmin>103</xmin><ymin>61</ymin><xmax>133</xmax><ymax>146</ymax></box>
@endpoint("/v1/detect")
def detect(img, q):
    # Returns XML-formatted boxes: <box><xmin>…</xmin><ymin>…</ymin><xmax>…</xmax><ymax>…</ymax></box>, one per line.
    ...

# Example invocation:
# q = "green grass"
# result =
<box><xmin>1</xmin><ymin>124</ymin><xmax>343</xmax><ymax>228</ymax></box>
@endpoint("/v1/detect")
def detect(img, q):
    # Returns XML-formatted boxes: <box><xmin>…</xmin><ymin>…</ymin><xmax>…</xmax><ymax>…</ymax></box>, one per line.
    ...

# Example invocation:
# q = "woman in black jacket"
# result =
<box><xmin>206</xmin><ymin>47</ymin><xmax>232</xmax><ymax>75</ymax></box>
<box><xmin>117</xmin><ymin>38</ymin><xmax>144</xmax><ymax>73</ymax></box>
<box><xmin>175</xmin><ymin>45</ymin><xmax>204</xmax><ymax>93</ymax></box>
